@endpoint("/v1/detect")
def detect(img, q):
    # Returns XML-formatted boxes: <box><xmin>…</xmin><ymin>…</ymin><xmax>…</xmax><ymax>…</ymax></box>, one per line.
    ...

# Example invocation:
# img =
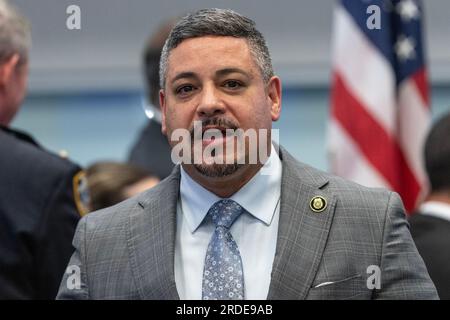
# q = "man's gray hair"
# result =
<box><xmin>0</xmin><ymin>0</ymin><xmax>31</xmax><ymax>64</ymax></box>
<box><xmin>159</xmin><ymin>8</ymin><xmax>274</xmax><ymax>89</ymax></box>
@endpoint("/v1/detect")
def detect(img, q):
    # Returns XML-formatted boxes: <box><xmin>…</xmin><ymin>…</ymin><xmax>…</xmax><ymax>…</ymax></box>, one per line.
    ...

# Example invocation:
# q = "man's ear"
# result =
<box><xmin>267</xmin><ymin>76</ymin><xmax>282</xmax><ymax>121</ymax></box>
<box><xmin>0</xmin><ymin>54</ymin><xmax>20</xmax><ymax>86</ymax></box>
<box><xmin>159</xmin><ymin>89</ymin><xmax>167</xmax><ymax>136</ymax></box>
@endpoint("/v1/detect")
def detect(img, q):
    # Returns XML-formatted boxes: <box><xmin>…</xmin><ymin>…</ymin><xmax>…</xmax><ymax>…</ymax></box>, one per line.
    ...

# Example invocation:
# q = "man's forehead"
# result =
<box><xmin>173</xmin><ymin>35</ymin><xmax>249</xmax><ymax>50</ymax></box>
<box><xmin>166</xmin><ymin>36</ymin><xmax>257</xmax><ymax>77</ymax></box>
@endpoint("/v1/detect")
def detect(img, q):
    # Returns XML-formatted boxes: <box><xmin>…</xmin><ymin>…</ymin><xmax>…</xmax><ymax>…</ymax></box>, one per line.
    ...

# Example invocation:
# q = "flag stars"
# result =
<box><xmin>395</xmin><ymin>35</ymin><xmax>416</xmax><ymax>62</ymax></box>
<box><xmin>396</xmin><ymin>0</ymin><xmax>419</xmax><ymax>22</ymax></box>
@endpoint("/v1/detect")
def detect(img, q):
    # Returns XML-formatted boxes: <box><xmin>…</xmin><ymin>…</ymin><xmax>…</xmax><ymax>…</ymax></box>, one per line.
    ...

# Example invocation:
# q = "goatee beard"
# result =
<box><xmin>193</xmin><ymin>162</ymin><xmax>243</xmax><ymax>177</ymax></box>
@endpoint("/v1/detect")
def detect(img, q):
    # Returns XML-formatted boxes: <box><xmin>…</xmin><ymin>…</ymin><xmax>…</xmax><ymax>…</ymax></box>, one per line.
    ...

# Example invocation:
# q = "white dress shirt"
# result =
<box><xmin>418</xmin><ymin>201</ymin><xmax>450</xmax><ymax>222</ymax></box>
<box><xmin>174</xmin><ymin>145</ymin><xmax>282</xmax><ymax>300</ymax></box>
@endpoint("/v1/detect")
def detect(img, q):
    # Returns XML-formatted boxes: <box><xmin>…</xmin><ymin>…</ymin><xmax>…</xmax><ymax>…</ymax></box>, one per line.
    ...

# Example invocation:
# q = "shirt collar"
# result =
<box><xmin>179</xmin><ymin>144</ymin><xmax>282</xmax><ymax>233</ymax></box>
<box><xmin>418</xmin><ymin>201</ymin><xmax>450</xmax><ymax>222</ymax></box>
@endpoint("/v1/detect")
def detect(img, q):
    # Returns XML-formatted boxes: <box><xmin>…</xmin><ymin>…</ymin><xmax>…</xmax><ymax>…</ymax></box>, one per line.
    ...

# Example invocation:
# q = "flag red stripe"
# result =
<box><xmin>331</xmin><ymin>72</ymin><xmax>421</xmax><ymax>211</ymax></box>
<box><xmin>411</xmin><ymin>68</ymin><xmax>430</xmax><ymax>108</ymax></box>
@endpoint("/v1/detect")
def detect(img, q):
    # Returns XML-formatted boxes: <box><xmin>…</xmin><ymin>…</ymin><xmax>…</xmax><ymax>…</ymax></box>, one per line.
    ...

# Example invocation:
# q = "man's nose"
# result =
<box><xmin>196</xmin><ymin>85</ymin><xmax>226</xmax><ymax>118</ymax></box>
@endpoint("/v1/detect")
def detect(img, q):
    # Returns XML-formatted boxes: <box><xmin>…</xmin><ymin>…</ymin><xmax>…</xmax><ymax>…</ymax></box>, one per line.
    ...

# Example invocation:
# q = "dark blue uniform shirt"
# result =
<box><xmin>0</xmin><ymin>126</ymin><xmax>83</xmax><ymax>299</ymax></box>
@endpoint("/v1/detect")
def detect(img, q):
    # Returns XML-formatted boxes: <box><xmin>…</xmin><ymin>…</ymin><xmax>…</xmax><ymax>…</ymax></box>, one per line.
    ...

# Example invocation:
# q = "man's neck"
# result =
<box><xmin>425</xmin><ymin>190</ymin><xmax>450</xmax><ymax>205</ymax></box>
<box><xmin>182</xmin><ymin>163</ymin><xmax>263</xmax><ymax>198</ymax></box>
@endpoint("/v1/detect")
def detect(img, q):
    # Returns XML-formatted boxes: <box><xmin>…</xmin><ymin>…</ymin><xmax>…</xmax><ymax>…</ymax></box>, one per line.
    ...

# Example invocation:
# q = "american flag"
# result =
<box><xmin>329</xmin><ymin>0</ymin><xmax>431</xmax><ymax>212</ymax></box>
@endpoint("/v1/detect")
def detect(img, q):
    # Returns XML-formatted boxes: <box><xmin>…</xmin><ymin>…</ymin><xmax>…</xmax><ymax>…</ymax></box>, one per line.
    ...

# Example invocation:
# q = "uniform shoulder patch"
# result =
<box><xmin>73</xmin><ymin>170</ymin><xmax>90</xmax><ymax>216</ymax></box>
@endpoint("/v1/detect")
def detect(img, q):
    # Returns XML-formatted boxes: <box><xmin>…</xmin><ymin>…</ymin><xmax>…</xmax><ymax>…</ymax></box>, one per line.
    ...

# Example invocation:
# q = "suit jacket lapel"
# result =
<box><xmin>268</xmin><ymin>148</ymin><xmax>337</xmax><ymax>299</ymax></box>
<box><xmin>125</xmin><ymin>148</ymin><xmax>336</xmax><ymax>300</ymax></box>
<box><xmin>127</xmin><ymin>166</ymin><xmax>181</xmax><ymax>300</ymax></box>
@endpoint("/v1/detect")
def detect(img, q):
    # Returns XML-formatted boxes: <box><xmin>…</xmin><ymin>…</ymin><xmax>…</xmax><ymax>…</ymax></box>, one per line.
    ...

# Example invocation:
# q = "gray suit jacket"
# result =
<box><xmin>57</xmin><ymin>147</ymin><xmax>438</xmax><ymax>299</ymax></box>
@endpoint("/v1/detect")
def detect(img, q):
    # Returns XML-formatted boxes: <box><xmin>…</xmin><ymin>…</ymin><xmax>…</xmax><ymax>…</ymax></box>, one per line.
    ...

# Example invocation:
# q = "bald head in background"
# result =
<box><xmin>0</xmin><ymin>0</ymin><xmax>29</xmax><ymax>126</ymax></box>
<box><xmin>127</xmin><ymin>18</ymin><xmax>179</xmax><ymax>179</ymax></box>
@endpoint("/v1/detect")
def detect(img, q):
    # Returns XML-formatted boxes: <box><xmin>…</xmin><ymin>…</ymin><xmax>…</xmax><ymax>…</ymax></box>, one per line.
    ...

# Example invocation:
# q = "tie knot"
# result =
<box><xmin>208</xmin><ymin>199</ymin><xmax>244</xmax><ymax>229</ymax></box>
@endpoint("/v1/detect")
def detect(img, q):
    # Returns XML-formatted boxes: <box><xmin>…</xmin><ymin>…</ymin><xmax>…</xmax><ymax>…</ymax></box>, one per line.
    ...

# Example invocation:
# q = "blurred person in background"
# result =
<box><xmin>0</xmin><ymin>0</ymin><xmax>87</xmax><ymax>299</ymax></box>
<box><xmin>128</xmin><ymin>19</ymin><xmax>178</xmax><ymax>179</ymax></box>
<box><xmin>410</xmin><ymin>111</ymin><xmax>450</xmax><ymax>300</ymax></box>
<box><xmin>86</xmin><ymin>161</ymin><xmax>159</xmax><ymax>212</ymax></box>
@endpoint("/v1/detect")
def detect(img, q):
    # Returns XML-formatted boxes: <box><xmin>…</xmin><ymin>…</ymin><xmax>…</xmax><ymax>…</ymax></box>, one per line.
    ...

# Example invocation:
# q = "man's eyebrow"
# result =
<box><xmin>170</xmin><ymin>68</ymin><xmax>251</xmax><ymax>84</ymax></box>
<box><xmin>171</xmin><ymin>72</ymin><xmax>198</xmax><ymax>84</ymax></box>
<box><xmin>216</xmin><ymin>68</ymin><xmax>251</xmax><ymax>78</ymax></box>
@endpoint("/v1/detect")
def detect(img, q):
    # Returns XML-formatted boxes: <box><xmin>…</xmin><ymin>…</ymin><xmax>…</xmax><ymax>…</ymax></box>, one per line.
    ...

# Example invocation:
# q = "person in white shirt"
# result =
<box><xmin>410</xmin><ymin>111</ymin><xmax>450</xmax><ymax>300</ymax></box>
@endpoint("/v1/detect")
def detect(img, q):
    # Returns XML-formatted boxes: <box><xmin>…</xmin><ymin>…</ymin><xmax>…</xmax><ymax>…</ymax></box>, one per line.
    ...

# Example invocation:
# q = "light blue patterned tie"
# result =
<box><xmin>202</xmin><ymin>199</ymin><xmax>245</xmax><ymax>300</ymax></box>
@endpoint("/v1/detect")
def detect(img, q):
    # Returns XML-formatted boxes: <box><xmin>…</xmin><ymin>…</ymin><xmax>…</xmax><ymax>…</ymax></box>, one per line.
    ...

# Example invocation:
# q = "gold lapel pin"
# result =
<box><xmin>310</xmin><ymin>196</ymin><xmax>327</xmax><ymax>213</ymax></box>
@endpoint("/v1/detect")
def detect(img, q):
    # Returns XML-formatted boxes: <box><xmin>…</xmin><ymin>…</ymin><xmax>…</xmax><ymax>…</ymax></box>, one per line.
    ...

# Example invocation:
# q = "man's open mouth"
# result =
<box><xmin>201</xmin><ymin>126</ymin><xmax>232</xmax><ymax>146</ymax></box>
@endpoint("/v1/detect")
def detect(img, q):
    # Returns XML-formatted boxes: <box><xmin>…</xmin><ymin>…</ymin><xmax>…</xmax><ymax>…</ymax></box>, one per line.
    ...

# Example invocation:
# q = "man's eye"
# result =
<box><xmin>176</xmin><ymin>85</ymin><xmax>195</xmax><ymax>95</ymax></box>
<box><xmin>223</xmin><ymin>80</ymin><xmax>243</xmax><ymax>89</ymax></box>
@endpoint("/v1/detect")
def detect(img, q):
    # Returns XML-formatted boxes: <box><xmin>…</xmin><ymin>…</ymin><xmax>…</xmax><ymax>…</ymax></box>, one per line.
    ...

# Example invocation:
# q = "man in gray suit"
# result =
<box><xmin>57</xmin><ymin>8</ymin><xmax>437</xmax><ymax>300</ymax></box>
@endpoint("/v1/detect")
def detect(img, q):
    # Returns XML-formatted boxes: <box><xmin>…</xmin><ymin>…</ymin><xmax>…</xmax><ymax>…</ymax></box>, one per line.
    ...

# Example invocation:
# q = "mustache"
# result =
<box><xmin>189</xmin><ymin>118</ymin><xmax>239</xmax><ymax>140</ymax></box>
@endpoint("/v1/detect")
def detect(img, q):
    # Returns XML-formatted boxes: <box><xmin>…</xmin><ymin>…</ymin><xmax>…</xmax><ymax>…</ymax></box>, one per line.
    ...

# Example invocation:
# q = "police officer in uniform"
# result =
<box><xmin>0</xmin><ymin>0</ymin><xmax>88</xmax><ymax>299</ymax></box>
